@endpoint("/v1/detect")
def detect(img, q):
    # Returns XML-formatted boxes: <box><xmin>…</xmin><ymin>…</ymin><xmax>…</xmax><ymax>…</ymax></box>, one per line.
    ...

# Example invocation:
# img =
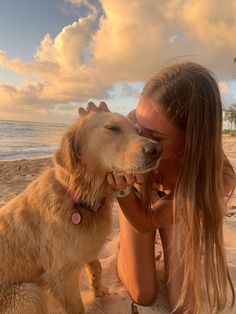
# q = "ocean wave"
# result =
<box><xmin>0</xmin><ymin>146</ymin><xmax>58</xmax><ymax>160</ymax></box>
<box><xmin>0</xmin><ymin>119</ymin><xmax>66</xmax><ymax>160</ymax></box>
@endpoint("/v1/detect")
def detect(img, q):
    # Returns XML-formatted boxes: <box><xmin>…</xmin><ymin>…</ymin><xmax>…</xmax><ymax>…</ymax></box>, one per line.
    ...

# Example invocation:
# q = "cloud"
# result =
<box><xmin>1</xmin><ymin>0</ymin><xmax>236</xmax><ymax>120</ymax></box>
<box><xmin>108</xmin><ymin>82</ymin><xmax>143</xmax><ymax>99</ymax></box>
<box><xmin>91</xmin><ymin>0</ymin><xmax>236</xmax><ymax>82</ymax></box>
<box><xmin>219</xmin><ymin>81</ymin><xmax>236</xmax><ymax>107</ymax></box>
<box><xmin>219</xmin><ymin>81</ymin><xmax>230</xmax><ymax>94</ymax></box>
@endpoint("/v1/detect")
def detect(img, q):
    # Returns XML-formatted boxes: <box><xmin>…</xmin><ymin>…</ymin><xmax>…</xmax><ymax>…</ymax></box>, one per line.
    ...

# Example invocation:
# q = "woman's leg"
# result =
<box><xmin>159</xmin><ymin>224</ymin><xmax>194</xmax><ymax>313</ymax></box>
<box><xmin>117</xmin><ymin>208</ymin><xmax>157</xmax><ymax>305</ymax></box>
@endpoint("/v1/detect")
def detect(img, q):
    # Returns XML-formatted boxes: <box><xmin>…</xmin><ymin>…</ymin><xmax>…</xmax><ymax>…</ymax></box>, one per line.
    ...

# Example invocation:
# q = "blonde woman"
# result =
<box><xmin>83</xmin><ymin>62</ymin><xmax>236</xmax><ymax>313</ymax></box>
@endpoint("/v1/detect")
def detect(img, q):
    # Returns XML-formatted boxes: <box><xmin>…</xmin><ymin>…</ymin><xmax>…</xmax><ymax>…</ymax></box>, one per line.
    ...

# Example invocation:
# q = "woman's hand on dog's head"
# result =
<box><xmin>78</xmin><ymin>101</ymin><xmax>110</xmax><ymax>116</ymax></box>
<box><xmin>107</xmin><ymin>172</ymin><xmax>144</xmax><ymax>190</ymax></box>
<box><xmin>127</xmin><ymin>109</ymin><xmax>137</xmax><ymax>123</ymax></box>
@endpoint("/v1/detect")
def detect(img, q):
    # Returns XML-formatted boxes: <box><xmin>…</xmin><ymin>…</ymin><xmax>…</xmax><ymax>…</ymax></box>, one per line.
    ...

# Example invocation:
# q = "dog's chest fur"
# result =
<box><xmin>33</xmin><ymin>169</ymin><xmax>113</xmax><ymax>267</ymax></box>
<box><xmin>41</xmin><ymin>200</ymin><xmax>113</xmax><ymax>268</ymax></box>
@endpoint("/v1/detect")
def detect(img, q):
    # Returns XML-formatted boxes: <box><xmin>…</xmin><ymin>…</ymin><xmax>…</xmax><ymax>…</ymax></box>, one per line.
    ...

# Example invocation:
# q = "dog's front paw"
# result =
<box><xmin>94</xmin><ymin>285</ymin><xmax>109</xmax><ymax>298</ymax></box>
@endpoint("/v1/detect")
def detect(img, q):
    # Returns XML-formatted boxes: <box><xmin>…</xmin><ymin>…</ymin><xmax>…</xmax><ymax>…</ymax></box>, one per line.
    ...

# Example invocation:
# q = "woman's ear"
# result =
<box><xmin>54</xmin><ymin>129</ymin><xmax>80</xmax><ymax>174</ymax></box>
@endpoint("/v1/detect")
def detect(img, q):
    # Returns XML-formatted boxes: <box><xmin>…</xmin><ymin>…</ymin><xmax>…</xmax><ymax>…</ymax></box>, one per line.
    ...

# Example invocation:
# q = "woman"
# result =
<box><xmin>81</xmin><ymin>62</ymin><xmax>236</xmax><ymax>313</ymax></box>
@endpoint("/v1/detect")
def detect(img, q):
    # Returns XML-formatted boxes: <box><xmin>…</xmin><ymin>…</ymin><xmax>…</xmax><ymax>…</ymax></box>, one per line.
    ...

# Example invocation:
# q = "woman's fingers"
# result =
<box><xmin>113</xmin><ymin>173</ymin><xmax>127</xmax><ymax>188</ymax></box>
<box><xmin>107</xmin><ymin>172</ymin><xmax>144</xmax><ymax>190</ymax></box>
<box><xmin>107</xmin><ymin>173</ymin><xmax>117</xmax><ymax>189</ymax></box>
<box><xmin>126</xmin><ymin>109</ymin><xmax>137</xmax><ymax>122</ymax></box>
<box><xmin>124</xmin><ymin>173</ymin><xmax>135</xmax><ymax>185</ymax></box>
<box><xmin>134</xmin><ymin>174</ymin><xmax>144</xmax><ymax>184</ymax></box>
<box><xmin>78</xmin><ymin>107</ymin><xmax>88</xmax><ymax>116</ymax></box>
<box><xmin>78</xmin><ymin>101</ymin><xmax>110</xmax><ymax>116</ymax></box>
<box><xmin>107</xmin><ymin>173</ymin><xmax>130</xmax><ymax>190</ymax></box>
<box><xmin>99</xmin><ymin>101</ymin><xmax>110</xmax><ymax>112</ymax></box>
<box><xmin>86</xmin><ymin>101</ymin><xmax>100</xmax><ymax>112</ymax></box>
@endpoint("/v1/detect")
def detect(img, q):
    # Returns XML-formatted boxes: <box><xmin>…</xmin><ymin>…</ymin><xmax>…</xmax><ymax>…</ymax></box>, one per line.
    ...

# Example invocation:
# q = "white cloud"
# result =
<box><xmin>219</xmin><ymin>81</ymin><xmax>236</xmax><ymax>107</ymax></box>
<box><xmin>0</xmin><ymin>0</ymin><xmax>236</xmax><ymax>121</ymax></box>
<box><xmin>219</xmin><ymin>81</ymin><xmax>230</xmax><ymax>94</ymax></box>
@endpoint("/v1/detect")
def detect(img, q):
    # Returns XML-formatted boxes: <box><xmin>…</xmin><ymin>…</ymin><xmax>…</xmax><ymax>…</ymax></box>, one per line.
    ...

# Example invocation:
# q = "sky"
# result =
<box><xmin>0</xmin><ymin>0</ymin><xmax>236</xmax><ymax>123</ymax></box>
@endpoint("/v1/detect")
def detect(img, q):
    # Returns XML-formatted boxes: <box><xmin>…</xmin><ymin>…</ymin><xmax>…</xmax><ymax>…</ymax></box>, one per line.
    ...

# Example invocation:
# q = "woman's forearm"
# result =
<box><xmin>151</xmin><ymin>197</ymin><xmax>175</xmax><ymax>228</ymax></box>
<box><xmin>117</xmin><ymin>189</ymin><xmax>175</xmax><ymax>233</ymax></box>
<box><xmin>117</xmin><ymin>189</ymin><xmax>156</xmax><ymax>234</ymax></box>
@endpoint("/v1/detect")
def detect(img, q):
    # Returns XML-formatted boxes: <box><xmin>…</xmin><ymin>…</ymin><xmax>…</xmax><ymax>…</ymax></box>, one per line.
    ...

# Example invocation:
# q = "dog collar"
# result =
<box><xmin>67</xmin><ymin>189</ymin><xmax>105</xmax><ymax>225</ymax></box>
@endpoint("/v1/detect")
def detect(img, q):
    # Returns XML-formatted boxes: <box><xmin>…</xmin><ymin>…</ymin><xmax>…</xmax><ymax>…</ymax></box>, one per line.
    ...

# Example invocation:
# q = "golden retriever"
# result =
<box><xmin>0</xmin><ymin>111</ymin><xmax>161</xmax><ymax>314</ymax></box>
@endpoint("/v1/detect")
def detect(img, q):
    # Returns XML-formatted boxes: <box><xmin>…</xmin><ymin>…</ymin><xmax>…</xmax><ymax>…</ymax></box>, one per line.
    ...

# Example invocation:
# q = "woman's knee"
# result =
<box><xmin>130</xmin><ymin>285</ymin><xmax>157</xmax><ymax>306</ymax></box>
<box><xmin>117</xmin><ymin>250</ymin><xmax>157</xmax><ymax>306</ymax></box>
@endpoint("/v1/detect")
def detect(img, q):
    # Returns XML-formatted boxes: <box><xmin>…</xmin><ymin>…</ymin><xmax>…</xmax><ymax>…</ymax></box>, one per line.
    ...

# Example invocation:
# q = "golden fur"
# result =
<box><xmin>0</xmin><ymin>112</ymin><xmax>161</xmax><ymax>314</ymax></box>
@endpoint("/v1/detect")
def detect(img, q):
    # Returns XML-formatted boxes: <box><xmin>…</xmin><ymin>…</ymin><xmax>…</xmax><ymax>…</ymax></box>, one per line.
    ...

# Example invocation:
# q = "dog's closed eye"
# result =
<box><xmin>104</xmin><ymin>125</ymin><xmax>121</xmax><ymax>132</ymax></box>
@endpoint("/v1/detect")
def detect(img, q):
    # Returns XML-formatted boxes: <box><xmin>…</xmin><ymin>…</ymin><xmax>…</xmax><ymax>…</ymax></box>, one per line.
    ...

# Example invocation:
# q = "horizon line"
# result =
<box><xmin>0</xmin><ymin>117</ymin><xmax>68</xmax><ymax>126</ymax></box>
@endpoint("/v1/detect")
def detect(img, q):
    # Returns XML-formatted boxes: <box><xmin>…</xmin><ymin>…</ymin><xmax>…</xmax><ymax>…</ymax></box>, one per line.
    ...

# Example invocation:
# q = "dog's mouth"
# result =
<box><xmin>114</xmin><ymin>159</ymin><xmax>160</xmax><ymax>175</ymax></box>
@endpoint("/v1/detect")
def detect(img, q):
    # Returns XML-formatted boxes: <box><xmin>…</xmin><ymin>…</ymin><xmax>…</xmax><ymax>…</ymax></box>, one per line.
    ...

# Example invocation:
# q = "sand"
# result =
<box><xmin>0</xmin><ymin>134</ymin><xmax>235</xmax><ymax>313</ymax></box>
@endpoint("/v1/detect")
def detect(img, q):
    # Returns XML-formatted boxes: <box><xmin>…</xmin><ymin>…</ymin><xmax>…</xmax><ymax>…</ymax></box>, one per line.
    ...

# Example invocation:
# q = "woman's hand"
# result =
<box><xmin>78</xmin><ymin>101</ymin><xmax>110</xmax><ymax>116</ymax></box>
<box><xmin>126</xmin><ymin>109</ymin><xmax>137</xmax><ymax>123</ymax></box>
<box><xmin>107</xmin><ymin>172</ymin><xmax>144</xmax><ymax>190</ymax></box>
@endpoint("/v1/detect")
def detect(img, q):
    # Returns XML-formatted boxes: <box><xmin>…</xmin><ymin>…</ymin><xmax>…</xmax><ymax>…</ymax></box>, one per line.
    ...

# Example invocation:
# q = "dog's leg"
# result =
<box><xmin>43</xmin><ymin>267</ymin><xmax>84</xmax><ymax>314</ymax></box>
<box><xmin>86</xmin><ymin>258</ymin><xmax>109</xmax><ymax>297</ymax></box>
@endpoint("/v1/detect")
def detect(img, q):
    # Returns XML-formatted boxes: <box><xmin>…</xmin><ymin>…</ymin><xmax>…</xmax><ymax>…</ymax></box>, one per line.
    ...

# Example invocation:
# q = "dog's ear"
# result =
<box><xmin>54</xmin><ymin>128</ymin><xmax>80</xmax><ymax>174</ymax></box>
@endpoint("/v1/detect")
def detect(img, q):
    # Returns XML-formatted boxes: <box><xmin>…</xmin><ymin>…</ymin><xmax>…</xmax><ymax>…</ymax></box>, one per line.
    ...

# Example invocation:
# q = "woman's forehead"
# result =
<box><xmin>136</xmin><ymin>97</ymin><xmax>169</xmax><ymax>132</ymax></box>
<box><xmin>136</xmin><ymin>96</ymin><xmax>183</xmax><ymax>137</ymax></box>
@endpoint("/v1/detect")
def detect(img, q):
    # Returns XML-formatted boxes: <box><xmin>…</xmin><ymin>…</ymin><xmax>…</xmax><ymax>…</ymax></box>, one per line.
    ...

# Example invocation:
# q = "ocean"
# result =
<box><xmin>0</xmin><ymin>119</ymin><xmax>68</xmax><ymax>161</ymax></box>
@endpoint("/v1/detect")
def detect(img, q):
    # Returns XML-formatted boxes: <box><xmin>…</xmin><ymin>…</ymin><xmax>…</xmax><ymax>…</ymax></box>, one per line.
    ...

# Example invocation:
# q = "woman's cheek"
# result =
<box><xmin>159</xmin><ymin>141</ymin><xmax>176</xmax><ymax>160</ymax></box>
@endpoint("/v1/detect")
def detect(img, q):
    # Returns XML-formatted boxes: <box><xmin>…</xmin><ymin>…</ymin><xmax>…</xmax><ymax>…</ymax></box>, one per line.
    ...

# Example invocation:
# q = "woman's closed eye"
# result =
<box><xmin>139</xmin><ymin>128</ymin><xmax>165</xmax><ymax>141</ymax></box>
<box><xmin>151</xmin><ymin>132</ymin><xmax>165</xmax><ymax>141</ymax></box>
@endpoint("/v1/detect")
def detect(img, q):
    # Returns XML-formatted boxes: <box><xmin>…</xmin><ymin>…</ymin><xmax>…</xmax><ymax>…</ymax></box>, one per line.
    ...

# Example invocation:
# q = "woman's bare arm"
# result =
<box><xmin>116</xmin><ymin>188</ymin><xmax>174</xmax><ymax>234</ymax></box>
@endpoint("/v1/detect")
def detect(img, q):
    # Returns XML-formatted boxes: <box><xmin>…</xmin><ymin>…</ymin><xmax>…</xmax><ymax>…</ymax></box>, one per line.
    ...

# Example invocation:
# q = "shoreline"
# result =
<box><xmin>0</xmin><ymin>133</ymin><xmax>234</xmax><ymax>163</ymax></box>
<box><xmin>0</xmin><ymin>154</ymin><xmax>53</xmax><ymax>163</ymax></box>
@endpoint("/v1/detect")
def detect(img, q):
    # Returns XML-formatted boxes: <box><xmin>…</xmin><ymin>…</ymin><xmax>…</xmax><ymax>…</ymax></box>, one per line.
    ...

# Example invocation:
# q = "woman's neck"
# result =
<box><xmin>156</xmin><ymin>156</ymin><xmax>183</xmax><ymax>190</ymax></box>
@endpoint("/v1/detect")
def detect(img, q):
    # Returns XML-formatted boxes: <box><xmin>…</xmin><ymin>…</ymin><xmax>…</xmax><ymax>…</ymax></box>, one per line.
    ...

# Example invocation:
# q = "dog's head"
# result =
<box><xmin>55</xmin><ymin>112</ymin><xmax>162</xmax><ymax>176</ymax></box>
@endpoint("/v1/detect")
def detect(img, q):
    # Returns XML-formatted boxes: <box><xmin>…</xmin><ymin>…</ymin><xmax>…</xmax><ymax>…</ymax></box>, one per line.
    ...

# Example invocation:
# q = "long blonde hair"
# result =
<box><xmin>142</xmin><ymin>62</ymin><xmax>235</xmax><ymax>313</ymax></box>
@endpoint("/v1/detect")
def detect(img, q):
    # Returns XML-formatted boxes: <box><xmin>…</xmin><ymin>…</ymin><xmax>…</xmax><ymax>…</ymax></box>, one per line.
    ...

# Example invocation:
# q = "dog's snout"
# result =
<box><xmin>143</xmin><ymin>142</ymin><xmax>162</xmax><ymax>158</ymax></box>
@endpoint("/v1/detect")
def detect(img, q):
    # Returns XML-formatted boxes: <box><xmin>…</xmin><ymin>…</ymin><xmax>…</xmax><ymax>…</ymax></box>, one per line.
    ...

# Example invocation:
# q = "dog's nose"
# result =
<box><xmin>143</xmin><ymin>142</ymin><xmax>162</xmax><ymax>158</ymax></box>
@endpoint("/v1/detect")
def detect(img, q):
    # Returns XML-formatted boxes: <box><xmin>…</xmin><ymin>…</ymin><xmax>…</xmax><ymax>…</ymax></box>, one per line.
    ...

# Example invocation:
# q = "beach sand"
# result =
<box><xmin>0</xmin><ymin>134</ymin><xmax>236</xmax><ymax>313</ymax></box>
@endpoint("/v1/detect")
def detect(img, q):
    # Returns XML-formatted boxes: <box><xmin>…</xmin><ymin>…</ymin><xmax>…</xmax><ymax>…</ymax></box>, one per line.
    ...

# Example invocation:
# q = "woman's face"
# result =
<box><xmin>136</xmin><ymin>96</ymin><xmax>185</xmax><ymax>162</ymax></box>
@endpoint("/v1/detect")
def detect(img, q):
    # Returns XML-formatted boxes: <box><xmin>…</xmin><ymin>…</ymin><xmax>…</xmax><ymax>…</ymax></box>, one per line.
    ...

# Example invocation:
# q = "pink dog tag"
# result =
<box><xmin>71</xmin><ymin>212</ymin><xmax>82</xmax><ymax>224</ymax></box>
